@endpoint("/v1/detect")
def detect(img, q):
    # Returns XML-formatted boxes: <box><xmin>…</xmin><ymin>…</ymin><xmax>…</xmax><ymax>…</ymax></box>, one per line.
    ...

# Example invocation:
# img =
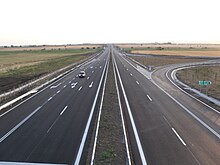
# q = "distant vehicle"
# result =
<box><xmin>79</xmin><ymin>71</ymin><xmax>86</xmax><ymax>78</ymax></box>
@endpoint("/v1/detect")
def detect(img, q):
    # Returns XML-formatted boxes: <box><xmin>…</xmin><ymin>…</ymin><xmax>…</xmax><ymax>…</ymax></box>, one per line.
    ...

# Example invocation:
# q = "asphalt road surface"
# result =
<box><xmin>112</xmin><ymin>47</ymin><xmax>220</xmax><ymax>165</ymax></box>
<box><xmin>0</xmin><ymin>47</ymin><xmax>110</xmax><ymax>165</ymax></box>
<box><xmin>1</xmin><ymin>45</ymin><xmax>220</xmax><ymax>165</ymax></box>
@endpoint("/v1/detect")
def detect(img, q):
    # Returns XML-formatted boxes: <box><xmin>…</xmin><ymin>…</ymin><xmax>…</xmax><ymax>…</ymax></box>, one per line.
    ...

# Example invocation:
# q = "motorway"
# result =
<box><xmin>0</xmin><ymin>45</ymin><xmax>220</xmax><ymax>165</ymax></box>
<box><xmin>0</xmin><ymin>48</ymin><xmax>110</xmax><ymax>164</ymax></box>
<box><xmin>112</xmin><ymin>47</ymin><xmax>220</xmax><ymax>165</ymax></box>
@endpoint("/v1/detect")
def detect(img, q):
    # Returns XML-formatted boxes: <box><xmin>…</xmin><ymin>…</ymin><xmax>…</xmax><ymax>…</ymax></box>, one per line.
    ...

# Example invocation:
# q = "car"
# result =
<box><xmin>78</xmin><ymin>71</ymin><xmax>86</xmax><ymax>78</ymax></box>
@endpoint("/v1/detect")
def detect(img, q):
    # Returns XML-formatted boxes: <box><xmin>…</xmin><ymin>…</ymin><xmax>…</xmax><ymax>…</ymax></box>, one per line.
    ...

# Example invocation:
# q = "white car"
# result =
<box><xmin>79</xmin><ymin>71</ymin><xmax>86</xmax><ymax>78</ymax></box>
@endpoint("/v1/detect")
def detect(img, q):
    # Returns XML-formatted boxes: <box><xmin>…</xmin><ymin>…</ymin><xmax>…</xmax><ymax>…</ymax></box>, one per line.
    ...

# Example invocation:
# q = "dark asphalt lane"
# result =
<box><xmin>113</xmin><ymin>47</ymin><xmax>220</xmax><ymax>165</ymax></box>
<box><xmin>0</xmin><ymin>48</ymin><xmax>110</xmax><ymax>164</ymax></box>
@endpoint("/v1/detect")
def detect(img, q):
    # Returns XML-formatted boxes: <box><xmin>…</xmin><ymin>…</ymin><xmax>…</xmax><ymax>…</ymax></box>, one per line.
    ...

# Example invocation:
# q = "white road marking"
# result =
<box><xmin>78</xmin><ymin>86</ymin><xmax>82</xmax><ymax>91</ymax></box>
<box><xmin>172</xmin><ymin>128</ymin><xmax>186</xmax><ymax>146</ymax></box>
<box><xmin>91</xmin><ymin>59</ymin><xmax>109</xmax><ymax>165</ymax></box>
<box><xmin>0</xmin><ymin>106</ymin><xmax>42</xmax><ymax>143</ymax></box>
<box><xmin>89</xmin><ymin>82</ymin><xmax>94</xmax><ymax>88</ymax></box>
<box><xmin>113</xmin><ymin>54</ymin><xmax>148</xmax><ymax>165</ymax></box>
<box><xmin>147</xmin><ymin>95</ymin><xmax>152</xmax><ymax>101</ymax></box>
<box><xmin>48</xmin><ymin>97</ymin><xmax>52</xmax><ymax>101</ymax></box>
<box><xmin>92</xmin><ymin>70</ymin><xmax>94</xmax><ymax>73</ymax></box>
<box><xmin>127</xmin><ymin>68</ymin><xmax>128</xmax><ymax>70</ymax></box>
<box><xmin>112</xmin><ymin>58</ymin><xmax>132</xmax><ymax>165</ymax></box>
<box><xmin>87</xmin><ymin>77</ymin><xmax>90</xmax><ymax>80</ymax></box>
<box><xmin>74</xmin><ymin>51</ymin><xmax>109</xmax><ymax>165</ymax></box>
<box><xmin>71</xmin><ymin>82</ymin><xmax>78</xmax><ymax>88</ymax></box>
<box><xmin>136</xmin><ymin>81</ymin><xmax>140</xmax><ymax>85</ymax></box>
<box><xmin>50</xmin><ymin>83</ymin><xmax>61</xmax><ymax>89</ymax></box>
<box><xmin>57</xmin><ymin>90</ymin><xmax>60</xmax><ymax>94</ymax></box>
<box><xmin>69</xmin><ymin>81</ymin><xmax>72</xmax><ymax>84</ymax></box>
<box><xmin>153</xmin><ymin>78</ymin><xmax>220</xmax><ymax>139</ymax></box>
<box><xmin>100</xmin><ymin>66</ymin><xmax>102</xmax><ymax>68</ymax></box>
<box><xmin>63</xmin><ymin>85</ymin><xmax>67</xmax><ymax>88</ymax></box>
<box><xmin>130</xmin><ymin>73</ymin><xmax>133</xmax><ymax>76</ymax></box>
<box><xmin>60</xmin><ymin>106</ymin><xmax>68</xmax><ymax>115</ymax></box>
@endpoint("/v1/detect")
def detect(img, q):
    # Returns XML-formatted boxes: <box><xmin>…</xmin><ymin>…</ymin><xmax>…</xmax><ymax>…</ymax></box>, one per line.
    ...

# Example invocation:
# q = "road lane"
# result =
<box><xmin>113</xmin><ymin>47</ymin><xmax>220</xmax><ymax>165</ymax></box>
<box><xmin>0</xmin><ymin>47</ymin><xmax>110</xmax><ymax>164</ymax></box>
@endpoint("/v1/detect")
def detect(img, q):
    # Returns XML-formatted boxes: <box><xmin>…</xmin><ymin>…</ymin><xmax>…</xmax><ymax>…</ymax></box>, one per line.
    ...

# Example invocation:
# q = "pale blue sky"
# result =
<box><xmin>1</xmin><ymin>0</ymin><xmax>220</xmax><ymax>45</ymax></box>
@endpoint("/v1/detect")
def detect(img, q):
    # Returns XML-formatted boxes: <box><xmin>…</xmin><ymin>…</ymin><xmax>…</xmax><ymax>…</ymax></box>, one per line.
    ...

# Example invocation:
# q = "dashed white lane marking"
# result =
<box><xmin>57</xmin><ymin>90</ymin><xmax>60</xmax><ymax>94</ymax></box>
<box><xmin>89</xmin><ymin>82</ymin><xmax>94</xmax><ymax>88</ymax></box>
<box><xmin>147</xmin><ymin>95</ymin><xmax>152</xmax><ymax>101</ymax></box>
<box><xmin>48</xmin><ymin>97</ymin><xmax>52</xmax><ymax>101</ymax></box>
<box><xmin>69</xmin><ymin>81</ymin><xmax>72</xmax><ymax>84</ymax></box>
<box><xmin>63</xmin><ymin>85</ymin><xmax>67</xmax><ymax>88</ymax></box>
<box><xmin>130</xmin><ymin>73</ymin><xmax>133</xmax><ymax>76</ymax></box>
<box><xmin>87</xmin><ymin>77</ymin><xmax>90</xmax><ymax>80</ymax></box>
<box><xmin>78</xmin><ymin>86</ymin><xmax>82</xmax><ymax>91</ymax></box>
<box><xmin>60</xmin><ymin>106</ymin><xmax>68</xmax><ymax>115</ymax></box>
<box><xmin>172</xmin><ymin>128</ymin><xmax>186</xmax><ymax>146</ymax></box>
<box><xmin>136</xmin><ymin>81</ymin><xmax>140</xmax><ymax>85</ymax></box>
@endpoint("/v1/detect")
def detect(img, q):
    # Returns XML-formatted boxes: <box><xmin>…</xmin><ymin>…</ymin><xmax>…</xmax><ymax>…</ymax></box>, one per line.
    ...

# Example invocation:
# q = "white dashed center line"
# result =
<box><xmin>78</xmin><ymin>86</ymin><xmax>82</xmax><ymax>91</ymax></box>
<box><xmin>147</xmin><ymin>95</ymin><xmax>152</xmax><ymax>101</ymax></box>
<box><xmin>60</xmin><ymin>106</ymin><xmax>68</xmax><ymax>115</ymax></box>
<box><xmin>136</xmin><ymin>81</ymin><xmax>139</xmax><ymax>85</ymax></box>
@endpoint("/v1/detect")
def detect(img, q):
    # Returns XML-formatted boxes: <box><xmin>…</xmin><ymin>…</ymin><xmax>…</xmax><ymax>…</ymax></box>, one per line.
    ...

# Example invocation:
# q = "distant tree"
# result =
<box><xmin>81</xmin><ymin>47</ymin><xmax>84</xmax><ymax>49</ymax></box>
<box><xmin>86</xmin><ymin>47</ymin><xmax>90</xmax><ymax>49</ymax></box>
<box><xmin>11</xmin><ymin>45</ymin><xmax>14</xmax><ymax>48</ymax></box>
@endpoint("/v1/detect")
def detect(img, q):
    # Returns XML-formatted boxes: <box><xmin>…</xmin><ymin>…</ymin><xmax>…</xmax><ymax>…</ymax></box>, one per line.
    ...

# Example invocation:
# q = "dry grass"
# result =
<box><xmin>177</xmin><ymin>65</ymin><xmax>220</xmax><ymax>101</ymax></box>
<box><xmin>130</xmin><ymin>56</ymin><xmax>206</xmax><ymax>67</ymax></box>
<box><xmin>117</xmin><ymin>43</ymin><xmax>220</xmax><ymax>49</ymax></box>
<box><xmin>117</xmin><ymin>43</ymin><xmax>220</xmax><ymax>57</ymax></box>
<box><xmin>0</xmin><ymin>49</ymin><xmax>98</xmax><ymax>73</ymax></box>
<box><xmin>131</xmin><ymin>50</ymin><xmax>220</xmax><ymax>57</ymax></box>
<box><xmin>0</xmin><ymin>44</ymin><xmax>102</xmax><ymax>51</ymax></box>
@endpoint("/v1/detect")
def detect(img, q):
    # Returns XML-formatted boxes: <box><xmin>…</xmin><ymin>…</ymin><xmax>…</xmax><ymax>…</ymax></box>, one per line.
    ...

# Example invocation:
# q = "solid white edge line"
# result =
<box><xmin>151</xmin><ymin>78</ymin><xmax>220</xmax><ymax>139</ymax></box>
<box><xmin>74</xmin><ymin>51</ymin><xmax>109</xmax><ymax>165</ymax></box>
<box><xmin>90</xmin><ymin>55</ymin><xmax>109</xmax><ymax>165</ymax></box>
<box><xmin>113</xmin><ymin>53</ymin><xmax>132</xmax><ymax>165</ymax></box>
<box><xmin>48</xmin><ymin>97</ymin><xmax>52</xmax><ymax>101</ymax></box>
<box><xmin>113</xmin><ymin>51</ymin><xmax>148</xmax><ymax>165</ymax></box>
<box><xmin>0</xmin><ymin>51</ymin><xmax>102</xmax><ymax>117</ymax></box>
<box><xmin>172</xmin><ymin>128</ymin><xmax>186</xmax><ymax>146</ymax></box>
<box><xmin>168</xmin><ymin>69</ymin><xmax>220</xmax><ymax>115</ymax></box>
<box><xmin>0</xmin><ymin>106</ymin><xmax>41</xmax><ymax>143</ymax></box>
<box><xmin>120</xmin><ymin>52</ymin><xmax>220</xmax><ymax>140</ymax></box>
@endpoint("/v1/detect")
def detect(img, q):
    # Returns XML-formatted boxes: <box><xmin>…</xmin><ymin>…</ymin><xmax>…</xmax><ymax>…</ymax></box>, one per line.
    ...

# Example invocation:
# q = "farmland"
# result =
<box><xmin>0</xmin><ymin>45</ymin><xmax>102</xmax><ymax>94</ymax></box>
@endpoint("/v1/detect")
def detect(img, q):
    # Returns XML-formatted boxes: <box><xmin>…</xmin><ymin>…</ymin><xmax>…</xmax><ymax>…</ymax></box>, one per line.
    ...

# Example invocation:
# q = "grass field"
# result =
<box><xmin>177</xmin><ymin>65</ymin><xmax>220</xmax><ymax>101</ymax></box>
<box><xmin>0</xmin><ymin>45</ymin><xmax>102</xmax><ymax>93</ymax></box>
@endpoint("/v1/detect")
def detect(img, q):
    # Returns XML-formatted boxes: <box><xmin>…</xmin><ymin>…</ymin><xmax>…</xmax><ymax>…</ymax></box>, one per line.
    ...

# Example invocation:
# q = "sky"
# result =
<box><xmin>1</xmin><ymin>0</ymin><xmax>220</xmax><ymax>45</ymax></box>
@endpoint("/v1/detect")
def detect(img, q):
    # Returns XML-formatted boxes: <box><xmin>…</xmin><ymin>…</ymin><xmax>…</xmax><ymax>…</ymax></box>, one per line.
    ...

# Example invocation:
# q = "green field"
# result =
<box><xmin>0</xmin><ymin>47</ymin><xmax>101</xmax><ymax>94</ymax></box>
